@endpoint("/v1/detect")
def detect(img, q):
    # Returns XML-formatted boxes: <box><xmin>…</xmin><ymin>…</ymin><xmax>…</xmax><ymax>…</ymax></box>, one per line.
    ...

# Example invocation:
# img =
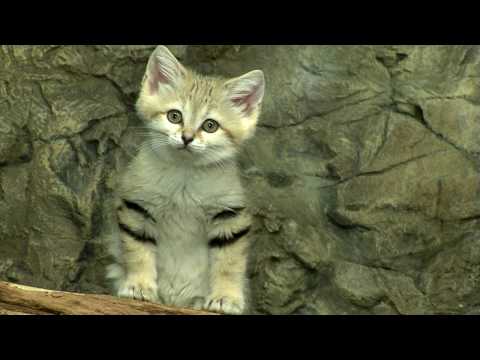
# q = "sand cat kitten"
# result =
<box><xmin>106</xmin><ymin>45</ymin><xmax>265</xmax><ymax>314</ymax></box>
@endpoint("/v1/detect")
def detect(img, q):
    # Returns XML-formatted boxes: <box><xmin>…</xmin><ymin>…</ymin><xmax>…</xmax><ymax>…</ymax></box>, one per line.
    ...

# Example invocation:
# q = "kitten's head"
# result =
<box><xmin>136</xmin><ymin>45</ymin><xmax>265</xmax><ymax>166</ymax></box>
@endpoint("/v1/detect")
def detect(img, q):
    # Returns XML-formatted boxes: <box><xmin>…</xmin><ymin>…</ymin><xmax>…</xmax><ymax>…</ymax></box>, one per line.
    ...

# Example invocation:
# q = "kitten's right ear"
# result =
<box><xmin>145</xmin><ymin>45</ymin><xmax>187</xmax><ymax>94</ymax></box>
<box><xmin>224</xmin><ymin>70</ymin><xmax>265</xmax><ymax>116</ymax></box>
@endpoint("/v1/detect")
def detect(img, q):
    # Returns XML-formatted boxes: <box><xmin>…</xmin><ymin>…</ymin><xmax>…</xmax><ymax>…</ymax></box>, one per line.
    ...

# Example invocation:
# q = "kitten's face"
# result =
<box><xmin>136</xmin><ymin>46</ymin><xmax>265</xmax><ymax>166</ymax></box>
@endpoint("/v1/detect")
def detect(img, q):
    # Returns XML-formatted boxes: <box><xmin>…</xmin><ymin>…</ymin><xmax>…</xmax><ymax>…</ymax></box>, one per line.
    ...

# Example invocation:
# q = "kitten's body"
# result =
<box><xmin>106</xmin><ymin>46</ymin><xmax>264</xmax><ymax>314</ymax></box>
<box><xmin>110</xmin><ymin>147</ymin><xmax>247</xmax><ymax>308</ymax></box>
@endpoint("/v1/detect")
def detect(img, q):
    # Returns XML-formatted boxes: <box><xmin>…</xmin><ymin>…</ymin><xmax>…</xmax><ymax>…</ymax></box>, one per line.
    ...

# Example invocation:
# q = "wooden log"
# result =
<box><xmin>0</xmin><ymin>281</ymin><xmax>217</xmax><ymax>315</ymax></box>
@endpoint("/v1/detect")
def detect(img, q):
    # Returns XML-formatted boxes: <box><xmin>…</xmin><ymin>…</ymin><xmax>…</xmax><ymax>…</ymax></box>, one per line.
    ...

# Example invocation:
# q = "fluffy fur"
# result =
<box><xmin>105</xmin><ymin>45</ymin><xmax>265</xmax><ymax>314</ymax></box>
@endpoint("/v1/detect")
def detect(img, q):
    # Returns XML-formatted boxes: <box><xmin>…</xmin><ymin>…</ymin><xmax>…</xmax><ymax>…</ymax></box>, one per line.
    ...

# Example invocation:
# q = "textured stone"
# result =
<box><xmin>1</xmin><ymin>45</ymin><xmax>480</xmax><ymax>314</ymax></box>
<box><xmin>332</xmin><ymin>261</ymin><xmax>384</xmax><ymax>308</ymax></box>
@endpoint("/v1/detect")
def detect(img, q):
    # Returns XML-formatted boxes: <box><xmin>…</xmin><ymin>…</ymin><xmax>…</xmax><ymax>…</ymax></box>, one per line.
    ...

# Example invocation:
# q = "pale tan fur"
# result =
<box><xmin>106</xmin><ymin>46</ymin><xmax>265</xmax><ymax>314</ymax></box>
<box><xmin>206</xmin><ymin>212</ymin><xmax>252</xmax><ymax>312</ymax></box>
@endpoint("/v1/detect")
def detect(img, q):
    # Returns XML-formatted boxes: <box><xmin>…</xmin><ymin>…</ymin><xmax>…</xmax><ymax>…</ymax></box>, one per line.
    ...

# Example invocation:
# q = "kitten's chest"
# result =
<box><xmin>134</xmin><ymin>167</ymin><xmax>243</xmax><ymax>215</ymax></box>
<box><xmin>149</xmin><ymin>177</ymin><xmax>220</xmax><ymax>221</ymax></box>
<box><xmin>119</xmin><ymin>153</ymin><xmax>247</xmax><ymax>241</ymax></box>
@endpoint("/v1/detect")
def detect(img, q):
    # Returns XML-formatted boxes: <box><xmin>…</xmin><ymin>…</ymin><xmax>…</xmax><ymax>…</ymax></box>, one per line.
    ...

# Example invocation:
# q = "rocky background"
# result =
<box><xmin>1</xmin><ymin>45</ymin><xmax>480</xmax><ymax>315</ymax></box>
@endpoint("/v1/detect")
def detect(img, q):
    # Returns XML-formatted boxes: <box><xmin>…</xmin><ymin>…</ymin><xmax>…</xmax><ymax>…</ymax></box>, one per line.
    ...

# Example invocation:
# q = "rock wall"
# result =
<box><xmin>1</xmin><ymin>45</ymin><xmax>479</xmax><ymax>314</ymax></box>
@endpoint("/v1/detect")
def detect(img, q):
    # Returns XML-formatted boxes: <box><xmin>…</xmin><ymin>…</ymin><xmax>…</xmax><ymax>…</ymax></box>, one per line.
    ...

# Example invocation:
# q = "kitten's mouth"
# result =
<box><xmin>177</xmin><ymin>145</ymin><xmax>193</xmax><ymax>153</ymax></box>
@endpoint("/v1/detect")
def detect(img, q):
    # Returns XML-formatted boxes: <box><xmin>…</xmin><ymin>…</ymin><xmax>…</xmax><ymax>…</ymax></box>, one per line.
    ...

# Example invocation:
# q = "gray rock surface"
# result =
<box><xmin>1</xmin><ymin>45</ymin><xmax>479</xmax><ymax>314</ymax></box>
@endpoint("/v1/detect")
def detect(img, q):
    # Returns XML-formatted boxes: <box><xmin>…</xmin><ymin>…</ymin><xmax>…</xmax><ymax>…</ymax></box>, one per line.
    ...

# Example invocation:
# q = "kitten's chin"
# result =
<box><xmin>178</xmin><ymin>146</ymin><xmax>236</xmax><ymax>167</ymax></box>
<box><xmin>148</xmin><ymin>143</ymin><xmax>236</xmax><ymax>168</ymax></box>
<box><xmin>195</xmin><ymin>150</ymin><xmax>237</xmax><ymax>168</ymax></box>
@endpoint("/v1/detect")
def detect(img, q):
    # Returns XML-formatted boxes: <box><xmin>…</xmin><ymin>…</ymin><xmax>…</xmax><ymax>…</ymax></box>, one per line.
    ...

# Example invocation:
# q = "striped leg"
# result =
<box><xmin>115</xmin><ymin>198</ymin><xmax>159</xmax><ymax>302</ymax></box>
<box><xmin>204</xmin><ymin>208</ymin><xmax>252</xmax><ymax>315</ymax></box>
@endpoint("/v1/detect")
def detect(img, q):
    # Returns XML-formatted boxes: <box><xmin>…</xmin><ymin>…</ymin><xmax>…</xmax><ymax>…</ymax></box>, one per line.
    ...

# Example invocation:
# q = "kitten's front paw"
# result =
<box><xmin>204</xmin><ymin>296</ymin><xmax>245</xmax><ymax>315</ymax></box>
<box><xmin>117</xmin><ymin>277</ymin><xmax>158</xmax><ymax>303</ymax></box>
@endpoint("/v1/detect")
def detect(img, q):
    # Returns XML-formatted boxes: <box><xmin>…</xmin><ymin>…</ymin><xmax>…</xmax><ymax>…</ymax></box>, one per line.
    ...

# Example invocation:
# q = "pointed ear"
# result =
<box><xmin>145</xmin><ymin>45</ymin><xmax>187</xmax><ymax>93</ymax></box>
<box><xmin>224</xmin><ymin>70</ymin><xmax>265</xmax><ymax>115</ymax></box>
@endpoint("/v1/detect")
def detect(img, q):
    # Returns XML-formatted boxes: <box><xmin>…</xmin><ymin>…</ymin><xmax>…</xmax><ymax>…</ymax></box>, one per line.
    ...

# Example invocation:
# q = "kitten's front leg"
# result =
<box><xmin>115</xmin><ymin>198</ymin><xmax>159</xmax><ymax>303</ymax></box>
<box><xmin>204</xmin><ymin>208</ymin><xmax>252</xmax><ymax>315</ymax></box>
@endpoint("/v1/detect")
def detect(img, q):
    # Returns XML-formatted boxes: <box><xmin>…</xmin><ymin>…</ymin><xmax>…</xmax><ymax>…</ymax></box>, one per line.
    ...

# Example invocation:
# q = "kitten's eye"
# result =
<box><xmin>202</xmin><ymin>119</ymin><xmax>219</xmax><ymax>133</ymax></box>
<box><xmin>167</xmin><ymin>110</ymin><xmax>183</xmax><ymax>124</ymax></box>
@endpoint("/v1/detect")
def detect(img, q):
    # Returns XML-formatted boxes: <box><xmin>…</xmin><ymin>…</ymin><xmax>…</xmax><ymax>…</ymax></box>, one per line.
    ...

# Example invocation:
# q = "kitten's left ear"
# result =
<box><xmin>145</xmin><ymin>45</ymin><xmax>187</xmax><ymax>94</ymax></box>
<box><xmin>224</xmin><ymin>70</ymin><xmax>265</xmax><ymax>116</ymax></box>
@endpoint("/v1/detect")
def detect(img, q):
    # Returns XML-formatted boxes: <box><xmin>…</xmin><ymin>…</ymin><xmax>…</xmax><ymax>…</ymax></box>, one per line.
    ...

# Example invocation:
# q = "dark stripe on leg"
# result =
<box><xmin>119</xmin><ymin>222</ymin><xmax>156</xmax><ymax>245</ymax></box>
<box><xmin>122</xmin><ymin>199</ymin><xmax>157</xmax><ymax>223</ymax></box>
<box><xmin>212</xmin><ymin>207</ymin><xmax>245</xmax><ymax>221</ymax></box>
<box><xmin>209</xmin><ymin>227</ymin><xmax>250</xmax><ymax>248</ymax></box>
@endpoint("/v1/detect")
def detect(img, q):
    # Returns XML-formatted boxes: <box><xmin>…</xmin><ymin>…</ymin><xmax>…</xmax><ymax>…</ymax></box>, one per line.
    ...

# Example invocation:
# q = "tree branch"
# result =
<box><xmin>0</xmin><ymin>281</ymin><xmax>217</xmax><ymax>315</ymax></box>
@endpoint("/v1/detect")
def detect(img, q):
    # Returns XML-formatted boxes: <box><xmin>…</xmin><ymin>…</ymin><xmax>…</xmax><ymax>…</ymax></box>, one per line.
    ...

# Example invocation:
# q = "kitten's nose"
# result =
<box><xmin>182</xmin><ymin>134</ymin><xmax>194</xmax><ymax>146</ymax></box>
